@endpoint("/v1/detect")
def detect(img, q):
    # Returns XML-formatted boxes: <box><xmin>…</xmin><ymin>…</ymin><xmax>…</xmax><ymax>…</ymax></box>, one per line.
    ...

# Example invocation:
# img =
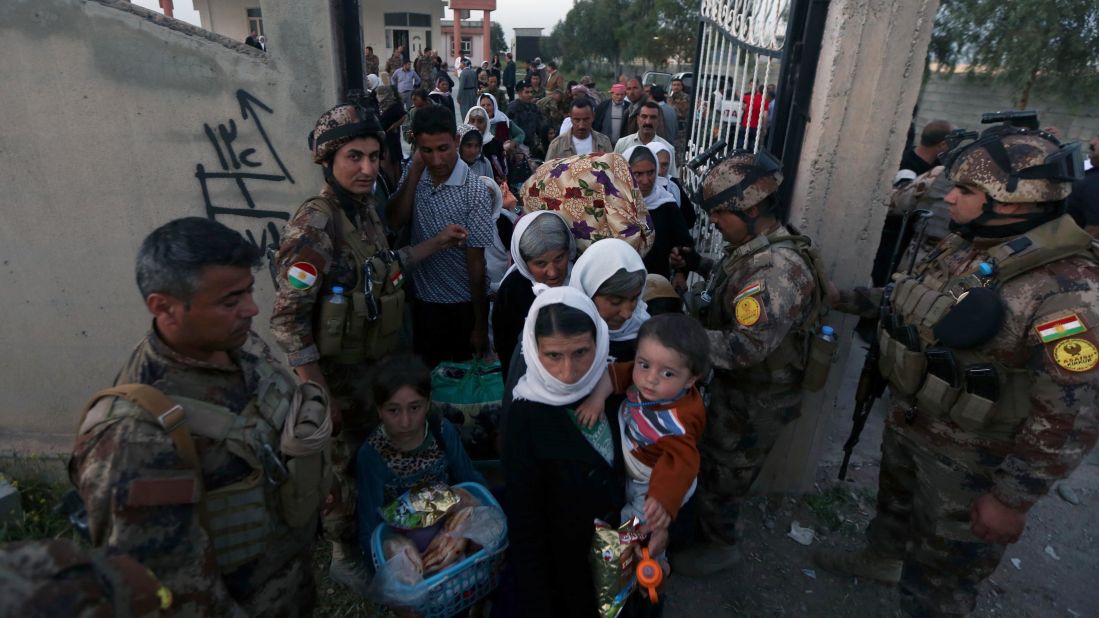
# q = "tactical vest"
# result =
<box><xmin>77</xmin><ymin>361</ymin><xmax>332</xmax><ymax>573</ymax></box>
<box><xmin>879</xmin><ymin>215</ymin><xmax>1099</xmax><ymax>439</ymax></box>
<box><xmin>698</xmin><ymin>229</ymin><xmax>834</xmax><ymax>391</ymax></box>
<box><xmin>306</xmin><ymin>196</ymin><xmax>405</xmax><ymax>364</ymax></box>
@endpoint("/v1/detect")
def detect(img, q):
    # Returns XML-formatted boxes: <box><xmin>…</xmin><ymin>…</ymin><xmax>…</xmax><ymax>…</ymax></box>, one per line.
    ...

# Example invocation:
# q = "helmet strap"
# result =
<box><xmin>322</xmin><ymin>164</ymin><xmax>368</xmax><ymax>227</ymax></box>
<box><xmin>951</xmin><ymin>195</ymin><xmax>1061</xmax><ymax>240</ymax></box>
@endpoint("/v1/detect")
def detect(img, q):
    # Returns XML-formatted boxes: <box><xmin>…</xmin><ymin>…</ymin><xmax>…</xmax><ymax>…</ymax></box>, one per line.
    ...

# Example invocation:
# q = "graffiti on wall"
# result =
<box><xmin>195</xmin><ymin>89</ymin><xmax>295</xmax><ymax>250</ymax></box>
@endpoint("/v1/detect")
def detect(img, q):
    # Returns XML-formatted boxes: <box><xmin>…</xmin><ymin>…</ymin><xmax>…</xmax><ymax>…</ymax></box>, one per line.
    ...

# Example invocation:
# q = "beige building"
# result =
<box><xmin>192</xmin><ymin>0</ymin><xmax>448</xmax><ymax>60</ymax></box>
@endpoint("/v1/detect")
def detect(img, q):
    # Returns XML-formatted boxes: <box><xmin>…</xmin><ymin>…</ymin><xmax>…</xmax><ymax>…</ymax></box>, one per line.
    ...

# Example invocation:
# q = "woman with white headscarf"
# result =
<box><xmin>624</xmin><ymin>145</ymin><xmax>693</xmax><ymax>278</ymax></box>
<box><xmin>569</xmin><ymin>237</ymin><xmax>651</xmax><ymax>361</ymax></box>
<box><xmin>478</xmin><ymin>92</ymin><xmax>526</xmax><ymax>147</ymax></box>
<box><xmin>492</xmin><ymin>210</ymin><xmax>576</xmax><ymax>378</ymax></box>
<box><xmin>647</xmin><ymin>141</ymin><xmax>698</xmax><ymax>228</ymax></box>
<box><xmin>502</xmin><ymin>285</ymin><xmax>627</xmax><ymax>618</ymax></box>
<box><xmin>465</xmin><ymin>106</ymin><xmax>507</xmax><ymax>180</ymax></box>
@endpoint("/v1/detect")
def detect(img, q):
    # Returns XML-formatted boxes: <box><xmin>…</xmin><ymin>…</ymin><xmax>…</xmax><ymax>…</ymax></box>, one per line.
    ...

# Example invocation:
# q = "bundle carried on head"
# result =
<box><xmin>522</xmin><ymin>152</ymin><xmax>654</xmax><ymax>256</ymax></box>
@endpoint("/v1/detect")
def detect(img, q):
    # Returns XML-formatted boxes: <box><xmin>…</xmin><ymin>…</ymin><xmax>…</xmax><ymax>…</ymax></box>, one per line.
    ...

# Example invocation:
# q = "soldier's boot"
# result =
<box><xmin>328</xmin><ymin>542</ymin><xmax>372</xmax><ymax>596</ymax></box>
<box><xmin>812</xmin><ymin>547</ymin><xmax>902</xmax><ymax>585</ymax></box>
<box><xmin>669</xmin><ymin>542</ymin><xmax>742</xmax><ymax>578</ymax></box>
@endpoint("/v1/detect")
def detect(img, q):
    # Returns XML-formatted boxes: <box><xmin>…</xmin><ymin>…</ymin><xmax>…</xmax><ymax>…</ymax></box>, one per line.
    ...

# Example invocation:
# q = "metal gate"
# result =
<box><xmin>685</xmin><ymin>0</ymin><xmax>830</xmax><ymax>253</ymax></box>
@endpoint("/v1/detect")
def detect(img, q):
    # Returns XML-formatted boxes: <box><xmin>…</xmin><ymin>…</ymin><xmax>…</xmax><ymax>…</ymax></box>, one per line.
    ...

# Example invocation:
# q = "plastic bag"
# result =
<box><xmin>431</xmin><ymin>360</ymin><xmax>504</xmax><ymax>459</ymax></box>
<box><xmin>445</xmin><ymin>505</ymin><xmax>507</xmax><ymax>549</ymax></box>
<box><xmin>368</xmin><ymin>539</ymin><xmax>429</xmax><ymax>609</ymax></box>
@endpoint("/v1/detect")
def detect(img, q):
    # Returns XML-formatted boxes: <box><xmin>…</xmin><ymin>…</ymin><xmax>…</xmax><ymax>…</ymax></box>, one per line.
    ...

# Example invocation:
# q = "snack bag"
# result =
<box><xmin>590</xmin><ymin>517</ymin><xmax>644</xmax><ymax>618</ymax></box>
<box><xmin>380</xmin><ymin>483</ymin><xmax>461</xmax><ymax>530</ymax></box>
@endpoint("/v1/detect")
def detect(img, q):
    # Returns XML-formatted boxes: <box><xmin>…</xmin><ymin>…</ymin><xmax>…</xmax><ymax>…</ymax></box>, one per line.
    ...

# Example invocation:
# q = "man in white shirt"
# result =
<box><xmin>546</xmin><ymin>99</ymin><xmax>614</xmax><ymax>160</ymax></box>
<box><xmin>615</xmin><ymin>101</ymin><xmax>678</xmax><ymax>177</ymax></box>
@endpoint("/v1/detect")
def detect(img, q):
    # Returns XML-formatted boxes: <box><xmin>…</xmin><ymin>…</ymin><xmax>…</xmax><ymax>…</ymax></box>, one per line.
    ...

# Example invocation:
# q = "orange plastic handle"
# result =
<box><xmin>636</xmin><ymin>547</ymin><xmax>663</xmax><ymax>604</ymax></box>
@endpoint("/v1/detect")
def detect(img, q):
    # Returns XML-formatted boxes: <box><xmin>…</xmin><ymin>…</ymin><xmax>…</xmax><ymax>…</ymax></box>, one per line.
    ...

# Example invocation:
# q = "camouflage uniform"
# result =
<box><xmin>0</xmin><ymin>539</ymin><xmax>169</xmax><ymax>617</ymax></box>
<box><xmin>537</xmin><ymin>95</ymin><xmax>566</xmax><ymax>134</ymax></box>
<box><xmin>270</xmin><ymin>186</ymin><xmax>411</xmax><ymax>554</ymax></box>
<box><xmin>364</xmin><ymin>52</ymin><xmax>380</xmax><ymax>78</ymax></box>
<box><xmin>833</xmin><ymin>128</ymin><xmax>1099</xmax><ymax>615</ymax></box>
<box><xmin>69</xmin><ymin>331</ymin><xmax>317</xmax><ymax>617</ymax></box>
<box><xmin>836</xmin><ymin>214</ymin><xmax>1099</xmax><ymax>615</ymax></box>
<box><xmin>669</xmin><ymin>90</ymin><xmax>690</xmax><ymax>166</ymax></box>
<box><xmin>697</xmin><ymin>225</ymin><xmax>817</xmax><ymax>544</ymax></box>
<box><xmin>890</xmin><ymin>165</ymin><xmax>954</xmax><ymax>266</ymax></box>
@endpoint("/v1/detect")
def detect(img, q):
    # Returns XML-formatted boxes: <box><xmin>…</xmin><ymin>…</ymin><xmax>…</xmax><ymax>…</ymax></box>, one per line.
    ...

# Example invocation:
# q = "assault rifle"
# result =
<box><xmin>838</xmin><ymin>209</ymin><xmax>931</xmax><ymax>480</ymax></box>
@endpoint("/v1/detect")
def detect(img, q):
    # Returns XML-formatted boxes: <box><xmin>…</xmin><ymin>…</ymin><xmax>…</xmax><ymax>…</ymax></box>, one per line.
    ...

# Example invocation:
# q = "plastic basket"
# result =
<box><xmin>370</xmin><ymin>482</ymin><xmax>508</xmax><ymax>618</ymax></box>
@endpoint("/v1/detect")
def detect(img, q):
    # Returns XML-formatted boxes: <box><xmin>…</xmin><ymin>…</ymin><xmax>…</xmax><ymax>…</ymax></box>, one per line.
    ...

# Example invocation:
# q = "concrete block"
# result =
<box><xmin>0</xmin><ymin>479</ymin><xmax>23</xmax><ymax>526</ymax></box>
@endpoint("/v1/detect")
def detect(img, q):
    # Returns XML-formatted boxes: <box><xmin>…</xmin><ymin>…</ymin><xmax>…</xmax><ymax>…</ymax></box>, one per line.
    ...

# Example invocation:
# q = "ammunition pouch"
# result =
<box><xmin>309</xmin><ymin>197</ymin><xmax>405</xmax><ymax>364</ymax></box>
<box><xmin>77</xmin><ymin>360</ymin><xmax>332</xmax><ymax>574</ymax></box>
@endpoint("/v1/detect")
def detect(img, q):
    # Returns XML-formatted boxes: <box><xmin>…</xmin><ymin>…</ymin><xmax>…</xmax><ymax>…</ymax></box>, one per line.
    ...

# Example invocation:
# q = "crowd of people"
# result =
<box><xmin>47</xmin><ymin>46</ymin><xmax>1099</xmax><ymax>618</ymax></box>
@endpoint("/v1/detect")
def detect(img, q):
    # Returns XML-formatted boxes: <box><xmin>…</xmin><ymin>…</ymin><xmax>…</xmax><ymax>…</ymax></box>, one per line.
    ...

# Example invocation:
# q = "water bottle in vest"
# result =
<box><xmin>803</xmin><ymin>325</ymin><xmax>838</xmax><ymax>392</ymax></box>
<box><xmin>317</xmin><ymin>286</ymin><xmax>348</xmax><ymax>356</ymax></box>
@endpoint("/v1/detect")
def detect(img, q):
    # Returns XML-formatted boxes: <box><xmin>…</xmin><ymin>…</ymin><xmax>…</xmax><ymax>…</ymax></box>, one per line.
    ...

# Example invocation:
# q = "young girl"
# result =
<box><xmin>356</xmin><ymin>354</ymin><xmax>485</xmax><ymax>562</ymax></box>
<box><xmin>458</xmin><ymin>123</ymin><xmax>494</xmax><ymax>179</ymax></box>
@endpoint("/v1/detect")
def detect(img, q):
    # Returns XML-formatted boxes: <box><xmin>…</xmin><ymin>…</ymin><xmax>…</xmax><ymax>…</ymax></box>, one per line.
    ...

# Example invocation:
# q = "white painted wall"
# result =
<box><xmin>193</xmin><ymin>0</ymin><xmax>257</xmax><ymax>44</ymax></box>
<box><xmin>361</xmin><ymin>0</ymin><xmax>446</xmax><ymax>61</ymax></box>
<box><xmin>0</xmin><ymin>0</ymin><xmax>340</xmax><ymax>453</ymax></box>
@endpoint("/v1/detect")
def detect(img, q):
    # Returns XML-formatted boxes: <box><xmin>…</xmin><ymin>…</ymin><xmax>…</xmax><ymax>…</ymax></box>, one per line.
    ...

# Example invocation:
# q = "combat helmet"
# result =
<box><xmin>308</xmin><ymin>102</ymin><xmax>386</xmax><ymax>164</ymax></box>
<box><xmin>945</xmin><ymin>126</ymin><xmax>1082</xmax><ymax>204</ymax></box>
<box><xmin>699</xmin><ymin>149</ymin><xmax>784</xmax><ymax>213</ymax></box>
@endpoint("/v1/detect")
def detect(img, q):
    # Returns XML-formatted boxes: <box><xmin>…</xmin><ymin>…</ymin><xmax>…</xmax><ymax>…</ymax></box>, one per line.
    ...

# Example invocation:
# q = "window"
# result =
<box><xmin>460</xmin><ymin>37</ymin><xmax>472</xmax><ymax>55</ymax></box>
<box><xmin>385</xmin><ymin>12</ymin><xmax>431</xmax><ymax>27</ymax></box>
<box><xmin>246</xmin><ymin>7</ymin><xmax>263</xmax><ymax>36</ymax></box>
<box><xmin>460</xmin><ymin>10</ymin><xmax>471</xmax><ymax>19</ymax></box>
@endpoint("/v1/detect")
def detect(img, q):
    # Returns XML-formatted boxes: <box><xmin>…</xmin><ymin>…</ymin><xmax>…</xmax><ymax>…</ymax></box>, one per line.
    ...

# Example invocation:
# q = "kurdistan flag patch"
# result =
<box><xmin>1035</xmin><ymin>313</ymin><xmax>1087</xmax><ymax>343</ymax></box>
<box><xmin>287</xmin><ymin>262</ymin><xmax>318</xmax><ymax>290</ymax></box>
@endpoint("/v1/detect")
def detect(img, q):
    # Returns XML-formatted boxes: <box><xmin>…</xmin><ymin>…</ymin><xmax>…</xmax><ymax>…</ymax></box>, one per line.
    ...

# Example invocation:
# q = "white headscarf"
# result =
<box><xmin>478</xmin><ymin>92</ymin><xmax>510</xmax><ymax>128</ymax></box>
<box><xmin>514</xmin><ymin>284</ymin><xmax>610</xmax><ymax>406</ymax></box>
<box><xmin>646</xmin><ymin>141</ymin><xmax>682</xmax><ymax>203</ymax></box>
<box><xmin>365</xmin><ymin>73</ymin><xmax>382</xmax><ymax>90</ymax></box>
<box><xmin>464</xmin><ymin>106</ymin><xmax>493</xmax><ymax>144</ymax></box>
<box><xmin>504</xmin><ymin>210</ymin><xmax>576</xmax><ymax>284</ymax></box>
<box><xmin>569</xmin><ymin>238</ymin><xmax>651</xmax><ymax>341</ymax></box>
<box><xmin>623</xmin><ymin>145</ymin><xmax>676</xmax><ymax>212</ymax></box>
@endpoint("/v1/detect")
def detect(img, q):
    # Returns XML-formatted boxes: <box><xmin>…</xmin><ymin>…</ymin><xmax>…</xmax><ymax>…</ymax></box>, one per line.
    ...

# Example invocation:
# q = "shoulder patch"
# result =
<box><xmin>287</xmin><ymin>262</ymin><xmax>319</xmax><ymax>290</ymax></box>
<box><xmin>1035</xmin><ymin>313</ymin><xmax>1087</xmax><ymax>344</ymax></box>
<box><xmin>734</xmin><ymin>281</ymin><xmax>763</xmax><ymax>303</ymax></box>
<box><xmin>305</xmin><ymin>209</ymin><xmax>331</xmax><ymax>230</ymax></box>
<box><xmin>1052</xmin><ymin>338</ymin><xmax>1098</xmax><ymax>372</ymax></box>
<box><xmin>126</xmin><ymin>476</ymin><xmax>199</xmax><ymax>507</ymax></box>
<box><xmin>735</xmin><ymin>296</ymin><xmax>763</xmax><ymax>326</ymax></box>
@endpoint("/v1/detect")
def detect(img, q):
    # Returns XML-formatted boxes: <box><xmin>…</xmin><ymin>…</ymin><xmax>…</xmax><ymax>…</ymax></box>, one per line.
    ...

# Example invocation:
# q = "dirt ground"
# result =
<box><xmin>663</xmin><ymin>343</ymin><xmax>1099</xmax><ymax>618</ymax></box>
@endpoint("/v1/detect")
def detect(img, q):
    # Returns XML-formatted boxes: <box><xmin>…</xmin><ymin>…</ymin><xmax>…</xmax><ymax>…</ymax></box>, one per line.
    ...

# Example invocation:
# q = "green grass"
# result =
<box><xmin>0</xmin><ymin>476</ymin><xmax>79</xmax><ymax>544</ymax></box>
<box><xmin>803</xmin><ymin>486</ymin><xmax>872</xmax><ymax>533</ymax></box>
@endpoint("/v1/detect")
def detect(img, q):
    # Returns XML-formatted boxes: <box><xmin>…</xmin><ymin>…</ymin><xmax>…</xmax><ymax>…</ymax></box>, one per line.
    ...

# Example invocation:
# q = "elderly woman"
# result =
<box><xmin>492</xmin><ymin>210</ymin><xmax>576</xmax><ymax>378</ymax></box>
<box><xmin>465</xmin><ymin>106</ymin><xmax>507</xmax><ymax>181</ymax></box>
<box><xmin>624</xmin><ymin>145</ymin><xmax>693</xmax><ymax>279</ymax></box>
<box><xmin>648</xmin><ymin>141</ymin><xmax>697</xmax><ymax>228</ymax></box>
<box><xmin>569</xmin><ymin>238</ymin><xmax>651</xmax><ymax>361</ymax></box>
<box><xmin>502</xmin><ymin>285</ymin><xmax>628</xmax><ymax>618</ymax></box>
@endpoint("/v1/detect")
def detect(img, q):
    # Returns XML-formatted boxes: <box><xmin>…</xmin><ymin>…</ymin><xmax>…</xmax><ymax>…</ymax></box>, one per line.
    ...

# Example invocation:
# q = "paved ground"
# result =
<box><xmin>663</xmin><ymin>342</ymin><xmax>1099</xmax><ymax>617</ymax></box>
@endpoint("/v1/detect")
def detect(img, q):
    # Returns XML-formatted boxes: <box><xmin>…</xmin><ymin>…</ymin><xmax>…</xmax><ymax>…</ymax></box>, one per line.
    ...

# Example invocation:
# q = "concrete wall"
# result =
<box><xmin>755</xmin><ymin>0</ymin><xmax>942</xmax><ymax>492</ymax></box>
<box><xmin>0</xmin><ymin>0</ymin><xmax>341</xmax><ymax>453</ymax></box>
<box><xmin>915</xmin><ymin>72</ymin><xmax>1099</xmax><ymax>144</ymax></box>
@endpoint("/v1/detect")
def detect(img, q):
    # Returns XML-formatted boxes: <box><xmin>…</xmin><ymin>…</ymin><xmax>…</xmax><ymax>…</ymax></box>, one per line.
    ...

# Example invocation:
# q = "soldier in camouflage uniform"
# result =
<box><xmin>270</xmin><ymin>103</ymin><xmax>467</xmax><ymax>592</ymax></box>
<box><xmin>668</xmin><ymin>78</ymin><xmax>690</xmax><ymax>167</ymax></box>
<box><xmin>0</xmin><ymin>539</ymin><xmax>171</xmax><ymax>617</ymax></box>
<box><xmin>671</xmin><ymin>151</ymin><xmax>829</xmax><ymax>576</ymax></box>
<box><xmin>70</xmin><ymin>218</ymin><xmax>329</xmax><ymax>616</ymax></box>
<box><xmin>819</xmin><ymin>125</ymin><xmax>1099</xmax><ymax>616</ymax></box>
